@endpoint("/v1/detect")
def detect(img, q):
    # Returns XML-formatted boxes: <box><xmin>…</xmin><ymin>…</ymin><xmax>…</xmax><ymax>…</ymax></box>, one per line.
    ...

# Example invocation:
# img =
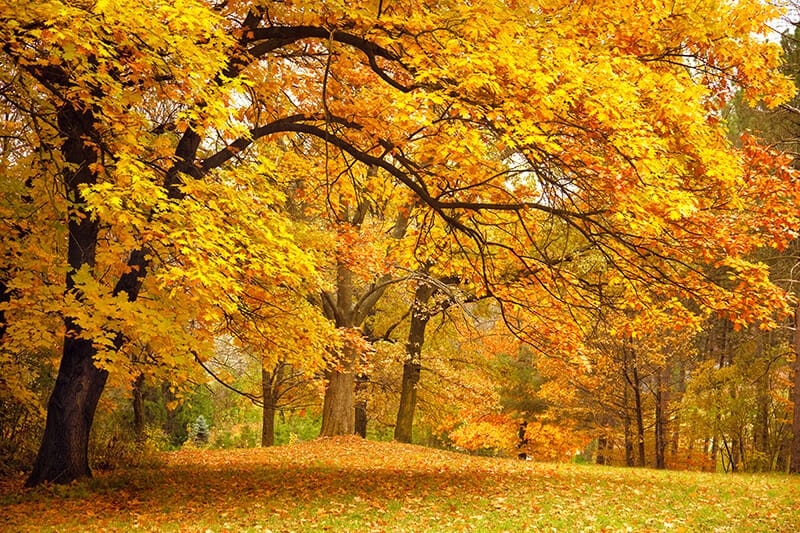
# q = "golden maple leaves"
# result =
<box><xmin>0</xmin><ymin>0</ymin><xmax>798</xmax><ymax>403</ymax></box>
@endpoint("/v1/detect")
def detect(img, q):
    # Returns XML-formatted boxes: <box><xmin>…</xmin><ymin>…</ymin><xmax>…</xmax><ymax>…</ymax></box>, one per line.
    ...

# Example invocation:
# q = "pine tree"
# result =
<box><xmin>192</xmin><ymin>415</ymin><xmax>210</xmax><ymax>445</ymax></box>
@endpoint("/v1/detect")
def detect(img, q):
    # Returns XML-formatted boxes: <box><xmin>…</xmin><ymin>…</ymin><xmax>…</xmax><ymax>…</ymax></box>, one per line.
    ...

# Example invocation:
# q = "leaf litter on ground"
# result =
<box><xmin>1</xmin><ymin>436</ymin><xmax>799</xmax><ymax>532</ymax></box>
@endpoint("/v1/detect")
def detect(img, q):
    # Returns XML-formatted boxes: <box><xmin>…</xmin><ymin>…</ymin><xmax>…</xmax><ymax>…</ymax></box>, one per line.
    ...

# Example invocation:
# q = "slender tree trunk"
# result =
<box><xmin>596</xmin><ymin>434</ymin><xmax>607</xmax><ymax>465</ymax></box>
<box><xmin>632</xmin><ymin>363</ymin><xmax>646</xmax><ymax>467</ymax></box>
<box><xmin>789</xmin><ymin>300</ymin><xmax>800</xmax><ymax>473</ymax></box>
<box><xmin>670</xmin><ymin>362</ymin><xmax>685</xmax><ymax>462</ymax></box>
<box><xmin>710</xmin><ymin>434</ymin><xmax>719</xmax><ymax>470</ymax></box>
<box><xmin>132</xmin><ymin>373</ymin><xmax>146</xmax><ymax>438</ymax></box>
<box><xmin>394</xmin><ymin>361</ymin><xmax>421</xmax><ymax>442</ymax></box>
<box><xmin>623</xmin><ymin>383</ymin><xmax>634</xmax><ymax>467</ymax></box>
<box><xmin>160</xmin><ymin>382</ymin><xmax>183</xmax><ymax>444</ymax></box>
<box><xmin>26</xmin><ymin>103</ymin><xmax>105</xmax><ymax>486</ymax></box>
<box><xmin>395</xmin><ymin>281</ymin><xmax>435</xmax><ymax>443</ymax></box>
<box><xmin>654</xmin><ymin>376</ymin><xmax>663</xmax><ymax>469</ymax></box>
<box><xmin>354</xmin><ymin>372</ymin><xmax>368</xmax><ymax>438</ymax></box>
<box><xmin>0</xmin><ymin>277</ymin><xmax>8</xmax><ymax>343</ymax></box>
<box><xmin>754</xmin><ymin>332</ymin><xmax>769</xmax><ymax>471</ymax></box>
<box><xmin>654</xmin><ymin>366</ymin><xmax>668</xmax><ymax>469</ymax></box>
<box><xmin>354</xmin><ymin>400</ymin><xmax>367</xmax><ymax>438</ymax></box>
<box><xmin>0</xmin><ymin>179</ymin><xmax>32</xmax><ymax>347</ymax></box>
<box><xmin>622</xmin><ymin>351</ymin><xmax>634</xmax><ymax>467</ymax></box>
<box><xmin>261</xmin><ymin>364</ymin><xmax>284</xmax><ymax>447</ymax></box>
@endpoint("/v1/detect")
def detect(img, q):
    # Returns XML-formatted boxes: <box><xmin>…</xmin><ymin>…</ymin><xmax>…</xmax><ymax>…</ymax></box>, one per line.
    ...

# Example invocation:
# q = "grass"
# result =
<box><xmin>1</xmin><ymin>436</ymin><xmax>799</xmax><ymax>532</ymax></box>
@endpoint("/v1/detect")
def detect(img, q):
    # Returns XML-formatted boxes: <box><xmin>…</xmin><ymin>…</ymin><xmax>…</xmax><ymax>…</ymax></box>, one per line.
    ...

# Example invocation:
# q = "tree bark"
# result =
<box><xmin>790</xmin><ymin>300</ymin><xmax>800</xmax><ymax>473</ymax></box>
<box><xmin>670</xmin><ymin>361</ymin><xmax>685</xmax><ymax>462</ymax></box>
<box><xmin>26</xmin><ymin>103</ymin><xmax>105</xmax><ymax>486</ymax></box>
<box><xmin>622</xmin><ymin>349</ymin><xmax>634</xmax><ymax>467</ymax></box>
<box><xmin>654</xmin><ymin>365</ymin><xmax>668</xmax><ymax>469</ymax></box>
<box><xmin>354</xmin><ymin>372</ymin><xmax>368</xmax><ymax>438</ymax></box>
<box><xmin>319</xmin><ymin>255</ymin><xmax>393</xmax><ymax>437</ymax></box>
<box><xmin>596</xmin><ymin>434</ymin><xmax>608</xmax><ymax>465</ymax></box>
<box><xmin>622</xmin><ymin>340</ymin><xmax>646</xmax><ymax>467</ymax></box>
<box><xmin>623</xmin><ymin>380</ymin><xmax>634</xmax><ymax>467</ymax></box>
<box><xmin>321</xmin><ymin>364</ymin><xmax>356</xmax><ymax>436</ymax></box>
<box><xmin>631</xmin><ymin>362</ymin><xmax>646</xmax><ymax>467</ymax></box>
<box><xmin>26</xmin><ymin>334</ymin><xmax>108</xmax><ymax>486</ymax></box>
<box><xmin>132</xmin><ymin>373</ymin><xmax>146</xmax><ymax>438</ymax></box>
<box><xmin>320</xmin><ymin>262</ymin><xmax>357</xmax><ymax>437</ymax></box>
<box><xmin>394</xmin><ymin>281</ymin><xmax>435</xmax><ymax>443</ymax></box>
<box><xmin>754</xmin><ymin>332</ymin><xmax>770</xmax><ymax>471</ymax></box>
<box><xmin>261</xmin><ymin>365</ymin><xmax>284</xmax><ymax>447</ymax></box>
<box><xmin>0</xmin><ymin>277</ymin><xmax>8</xmax><ymax>343</ymax></box>
<box><xmin>354</xmin><ymin>399</ymin><xmax>367</xmax><ymax>438</ymax></box>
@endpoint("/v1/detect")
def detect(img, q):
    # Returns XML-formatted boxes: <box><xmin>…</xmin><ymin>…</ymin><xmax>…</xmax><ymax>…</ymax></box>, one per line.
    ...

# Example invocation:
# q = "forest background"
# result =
<box><xmin>2</xmin><ymin>0</ymin><xmax>800</xmax><ymax>487</ymax></box>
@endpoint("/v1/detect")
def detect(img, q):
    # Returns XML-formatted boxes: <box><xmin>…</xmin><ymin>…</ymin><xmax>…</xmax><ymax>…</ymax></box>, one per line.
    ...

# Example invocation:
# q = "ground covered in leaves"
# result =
<box><xmin>2</xmin><ymin>437</ymin><xmax>799</xmax><ymax>532</ymax></box>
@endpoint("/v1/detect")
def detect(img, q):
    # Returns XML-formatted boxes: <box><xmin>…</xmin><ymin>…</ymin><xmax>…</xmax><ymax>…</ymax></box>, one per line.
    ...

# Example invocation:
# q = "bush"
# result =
<box><xmin>274</xmin><ymin>412</ymin><xmax>321</xmax><ymax>445</ymax></box>
<box><xmin>91</xmin><ymin>423</ymin><xmax>169</xmax><ymax>471</ymax></box>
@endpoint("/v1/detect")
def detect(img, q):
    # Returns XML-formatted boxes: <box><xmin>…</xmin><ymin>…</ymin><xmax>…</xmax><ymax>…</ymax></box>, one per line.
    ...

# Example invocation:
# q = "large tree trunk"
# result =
<box><xmin>790</xmin><ymin>300</ymin><xmax>800</xmax><ymax>473</ymax></box>
<box><xmin>22</xmin><ymin>59</ymin><xmax>201</xmax><ymax>483</ymax></box>
<box><xmin>394</xmin><ymin>281</ymin><xmax>435</xmax><ymax>443</ymax></box>
<box><xmin>26</xmin><ymin>335</ymin><xmax>108</xmax><ymax>486</ymax></box>
<box><xmin>321</xmin><ymin>365</ymin><xmax>356</xmax><ymax>436</ymax></box>
<box><xmin>26</xmin><ymin>103</ymin><xmax>104</xmax><ymax>486</ymax></box>
<box><xmin>319</xmin><ymin>258</ymin><xmax>391</xmax><ymax>437</ymax></box>
<box><xmin>320</xmin><ymin>263</ymin><xmax>357</xmax><ymax>437</ymax></box>
<box><xmin>318</xmin><ymin>191</ymin><xmax>407</xmax><ymax>438</ymax></box>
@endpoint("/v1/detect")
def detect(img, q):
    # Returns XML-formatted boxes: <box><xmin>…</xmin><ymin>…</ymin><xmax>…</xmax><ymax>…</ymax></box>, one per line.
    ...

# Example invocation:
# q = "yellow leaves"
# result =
<box><xmin>2</xmin><ymin>0</ymin><xmax>798</xmax><ymax>445</ymax></box>
<box><xmin>449</xmin><ymin>414</ymin><xmax>518</xmax><ymax>452</ymax></box>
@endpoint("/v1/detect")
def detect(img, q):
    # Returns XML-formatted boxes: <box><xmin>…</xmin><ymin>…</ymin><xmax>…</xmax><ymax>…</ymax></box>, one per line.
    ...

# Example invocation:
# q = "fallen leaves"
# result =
<box><xmin>2</xmin><ymin>437</ymin><xmax>800</xmax><ymax>531</ymax></box>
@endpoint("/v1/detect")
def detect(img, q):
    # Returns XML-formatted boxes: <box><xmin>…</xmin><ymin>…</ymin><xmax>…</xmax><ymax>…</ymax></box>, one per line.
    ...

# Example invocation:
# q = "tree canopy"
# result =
<box><xmin>1</xmin><ymin>0</ymin><xmax>798</xmax><ymax>484</ymax></box>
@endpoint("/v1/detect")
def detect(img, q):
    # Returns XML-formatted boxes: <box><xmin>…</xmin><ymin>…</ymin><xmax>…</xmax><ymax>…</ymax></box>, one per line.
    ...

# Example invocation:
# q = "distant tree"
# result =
<box><xmin>192</xmin><ymin>416</ymin><xmax>210</xmax><ymax>445</ymax></box>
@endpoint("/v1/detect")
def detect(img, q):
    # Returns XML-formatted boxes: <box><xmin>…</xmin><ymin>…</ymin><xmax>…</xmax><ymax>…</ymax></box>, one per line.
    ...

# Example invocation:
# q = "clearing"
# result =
<box><xmin>1</xmin><ymin>437</ymin><xmax>799</xmax><ymax>532</ymax></box>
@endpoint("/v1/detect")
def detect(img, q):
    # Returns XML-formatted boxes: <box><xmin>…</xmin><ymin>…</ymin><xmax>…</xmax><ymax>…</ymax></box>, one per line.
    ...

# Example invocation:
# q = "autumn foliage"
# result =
<box><xmin>3</xmin><ymin>438</ymin><xmax>800</xmax><ymax>531</ymax></box>
<box><xmin>0</xmin><ymin>0</ymin><xmax>799</xmax><ymax>485</ymax></box>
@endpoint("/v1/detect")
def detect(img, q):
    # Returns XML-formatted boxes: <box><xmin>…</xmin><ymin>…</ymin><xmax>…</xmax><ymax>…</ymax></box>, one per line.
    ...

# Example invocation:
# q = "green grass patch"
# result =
<box><xmin>2</xmin><ymin>437</ymin><xmax>799</xmax><ymax>531</ymax></box>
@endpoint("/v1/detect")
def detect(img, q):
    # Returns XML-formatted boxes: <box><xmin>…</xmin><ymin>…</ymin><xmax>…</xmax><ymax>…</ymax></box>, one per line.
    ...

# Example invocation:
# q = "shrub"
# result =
<box><xmin>191</xmin><ymin>415</ymin><xmax>210</xmax><ymax>444</ymax></box>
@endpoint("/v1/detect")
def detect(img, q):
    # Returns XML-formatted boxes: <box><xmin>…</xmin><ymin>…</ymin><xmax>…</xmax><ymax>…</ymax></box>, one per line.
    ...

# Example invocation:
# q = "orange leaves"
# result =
<box><xmin>449</xmin><ymin>414</ymin><xmax>518</xmax><ymax>452</ymax></box>
<box><xmin>737</xmin><ymin>135</ymin><xmax>800</xmax><ymax>251</ymax></box>
<box><xmin>4</xmin><ymin>438</ymin><xmax>800</xmax><ymax>531</ymax></box>
<box><xmin>333</xmin><ymin>220</ymin><xmax>393</xmax><ymax>280</ymax></box>
<box><xmin>3</xmin><ymin>0</ymin><xmax>799</xmax><ymax>481</ymax></box>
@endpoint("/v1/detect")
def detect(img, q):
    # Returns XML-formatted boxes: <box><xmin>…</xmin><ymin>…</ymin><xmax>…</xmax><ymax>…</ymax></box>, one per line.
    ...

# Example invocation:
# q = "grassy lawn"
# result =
<box><xmin>2</xmin><ymin>436</ymin><xmax>799</xmax><ymax>532</ymax></box>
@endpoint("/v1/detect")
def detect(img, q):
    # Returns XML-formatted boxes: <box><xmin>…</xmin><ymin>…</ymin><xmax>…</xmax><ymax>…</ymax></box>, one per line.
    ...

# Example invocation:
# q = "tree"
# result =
<box><xmin>394</xmin><ymin>276</ymin><xmax>437</xmax><ymax>443</ymax></box>
<box><xmin>2</xmin><ymin>0</ymin><xmax>796</xmax><ymax>485</ymax></box>
<box><xmin>191</xmin><ymin>415</ymin><xmax>210</xmax><ymax>444</ymax></box>
<box><xmin>727</xmin><ymin>19</ymin><xmax>800</xmax><ymax>472</ymax></box>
